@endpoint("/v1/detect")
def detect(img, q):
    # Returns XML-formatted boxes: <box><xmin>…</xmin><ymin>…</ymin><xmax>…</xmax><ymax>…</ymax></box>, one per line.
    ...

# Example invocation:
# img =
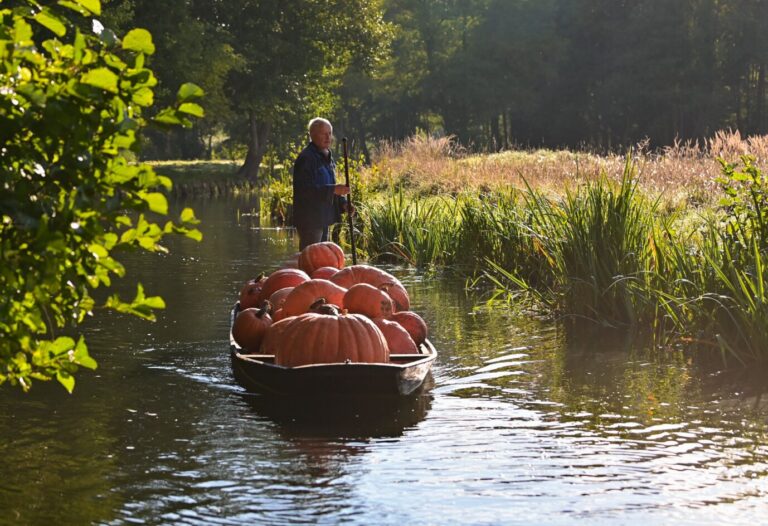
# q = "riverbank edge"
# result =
<box><xmin>150</xmin><ymin>160</ymin><xmax>260</xmax><ymax>198</ymax></box>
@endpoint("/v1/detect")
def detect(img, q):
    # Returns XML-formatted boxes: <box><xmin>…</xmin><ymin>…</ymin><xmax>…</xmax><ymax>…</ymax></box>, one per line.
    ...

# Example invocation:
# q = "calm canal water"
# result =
<box><xmin>1</xmin><ymin>195</ymin><xmax>767</xmax><ymax>525</ymax></box>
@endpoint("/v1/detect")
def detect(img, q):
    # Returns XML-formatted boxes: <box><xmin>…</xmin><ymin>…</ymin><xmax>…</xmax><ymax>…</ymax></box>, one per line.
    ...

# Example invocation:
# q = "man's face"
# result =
<box><xmin>311</xmin><ymin>123</ymin><xmax>333</xmax><ymax>151</ymax></box>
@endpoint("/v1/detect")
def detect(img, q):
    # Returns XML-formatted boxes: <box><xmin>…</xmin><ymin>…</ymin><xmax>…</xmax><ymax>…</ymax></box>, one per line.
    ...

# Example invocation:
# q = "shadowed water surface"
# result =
<box><xmin>1</xmin><ymin>196</ymin><xmax>767</xmax><ymax>525</ymax></box>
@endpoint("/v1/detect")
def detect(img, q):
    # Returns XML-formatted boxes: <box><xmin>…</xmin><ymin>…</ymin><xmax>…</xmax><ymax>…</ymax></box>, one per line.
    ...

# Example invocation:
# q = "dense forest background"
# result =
<box><xmin>102</xmin><ymin>0</ymin><xmax>768</xmax><ymax>177</ymax></box>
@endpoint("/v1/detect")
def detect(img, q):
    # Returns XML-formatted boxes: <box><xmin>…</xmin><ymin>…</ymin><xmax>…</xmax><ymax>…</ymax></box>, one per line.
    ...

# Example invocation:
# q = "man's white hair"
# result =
<box><xmin>308</xmin><ymin>117</ymin><xmax>332</xmax><ymax>134</ymax></box>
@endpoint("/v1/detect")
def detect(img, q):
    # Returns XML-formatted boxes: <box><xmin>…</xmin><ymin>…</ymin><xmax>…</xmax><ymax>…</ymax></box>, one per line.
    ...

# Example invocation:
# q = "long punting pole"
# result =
<box><xmin>342</xmin><ymin>137</ymin><xmax>357</xmax><ymax>264</ymax></box>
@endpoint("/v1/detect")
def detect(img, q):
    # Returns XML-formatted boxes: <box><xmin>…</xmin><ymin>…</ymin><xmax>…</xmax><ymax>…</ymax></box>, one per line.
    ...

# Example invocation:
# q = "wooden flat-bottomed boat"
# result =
<box><xmin>229</xmin><ymin>304</ymin><xmax>437</xmax><ymax>396</ymax></box>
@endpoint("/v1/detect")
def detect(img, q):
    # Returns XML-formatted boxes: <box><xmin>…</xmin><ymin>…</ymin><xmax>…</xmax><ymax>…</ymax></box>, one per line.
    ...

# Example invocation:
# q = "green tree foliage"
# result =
<box><xmin>75</xmin><ymin>1</ymin><xmax>768</xmax><ymax>159</ymax></box>
<box><xmin>0</xmin><ymin>0</ymin><xmax>203</xmax><ymax>392</ymax></box>
<box><xmin>102</xmin><ymin>0</ymin><xmax>243</xmax><ymax>160</ymax></box>
<box><xmin>210</xmin><ymin>0</ymin><xmax>391</xmax><ymax>180</ymax></box>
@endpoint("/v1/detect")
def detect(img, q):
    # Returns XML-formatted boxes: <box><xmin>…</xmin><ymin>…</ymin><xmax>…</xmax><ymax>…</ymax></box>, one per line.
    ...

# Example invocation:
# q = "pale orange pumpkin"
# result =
<box><xmin>232</xmin><ymin>305</ymin><xmax>273</xmax><ymax>353</ymax></box>
<box><xmin>257</xmin><ymin>268</ymin><xmax>310</xmax><ymax>303</ymax></box>
<box><xmin>391</xmin><ymin>311</ymin><xmax>428</xmax><ymax>346</ymax></box>
<box><xmin>330</xmin><ymin>264</ymin><xmax>410</xmax><ymax>311</ymax></box>
<box><xmin>262</xmin><ymin>311</ymin><xmax>390</xmax><ymax>366</ymax></box>
<box><xmin>298</xmin><ymin>241</ymin><xmax>345</xmax><ymax>275</ymax></box>
<box><xmin>372</xmin><ymin>317</ymin><xmax>418</xmax><ymax>354</ymax></box>
<box><xmin>310</xmin><ymin>266</ymin><xmax>339</xmax><ymax>280</ymax></box>
<box><xmin>238</xmin><ymin>273</ymin><xmax>267</xmax><ymax>310</ymax></box>
<box><xmin>343</xmin><ymin>283</ymin><xmax>394</xmax><ymax>319</ymax></box>
<box><xmin>280</xmin><ymin>279</ymin><xmax>347</xmax><ymax>318</ymax></box>
<box><xmin>268</xmin><ymin>287</ymin><xmax>294</xmax><ymax>312</ymax></box>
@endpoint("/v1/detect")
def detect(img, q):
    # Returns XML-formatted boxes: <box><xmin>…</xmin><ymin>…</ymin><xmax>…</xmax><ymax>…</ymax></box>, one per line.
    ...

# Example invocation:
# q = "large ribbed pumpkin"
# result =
<box><xmin>262</xmin><ymin>311</ymin><xmax>390</xmax><ymax>367</ymax></box>
<box><xmin>280</xmin><ymin>279</ymin><xmax>347</xmax><ymax>318</ymax></box>
<box><xmin>330</xmin><ymin>264</ymin><xmax>410</xmax><ymax>311</ymax></box>
<box><xmin>238</xmin><ymin>274</ymin><xmax>267</xmax><ymax>310</ymax></box>
<box><xmin>257</xmin><ymin>268</ymin><xmax>310</xmax><ymax>303</ymax></box>
<box><xmin>391</xmin><ymin>311</ymin><xmax>428</xmax><ymax>346</ymax></box>
<box><xmin>298</xmin><ymin>242</ymin><xmax>345</xmax><ymax>275</ymax></box>
<box><xmin>372</xmin><ymin>317</ymin><xmax>418</xmax><ymax>354</ymax></box>
<box><xmin>343</xmin><ymin>283</ymin><xmax>394</xmax><ymax>319</ymax></box>
<box><xmin>232</xmin><ymin>305</ymin><xmax>273</xmax><ymax>353</ymax></box>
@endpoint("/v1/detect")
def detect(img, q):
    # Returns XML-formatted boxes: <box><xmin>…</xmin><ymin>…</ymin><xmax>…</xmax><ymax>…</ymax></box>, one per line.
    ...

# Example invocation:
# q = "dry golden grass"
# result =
<box><xmin>365</xmin><ymin>130</ymin><xmax>768</xmax><ymax>206</ymax></box>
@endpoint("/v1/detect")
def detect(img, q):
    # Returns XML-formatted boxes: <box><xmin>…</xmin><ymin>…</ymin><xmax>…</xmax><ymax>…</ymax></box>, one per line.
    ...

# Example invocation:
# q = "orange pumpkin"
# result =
<box><xmin>262</xmin><ymin>311</ymin><xmax>389</xmax><ymax>367</ymax></box>
<box><xmin>298</xmin><ymin>242</ymin><xmax>345</xmax><ymax>275</ymax></box>
<box><xmin>391</xmin><ymin>311</ymin><xmax>428</xmax><ymax>346</ymax></box>
<box><xmin>311</xmin><ymin>266</ymin><xmax>339</xmax><ymax>280</ymax></box>
<box><xmin>268</xmin><ymin>287</ymin><xmax>294</xmax><ymax>312</ymax></box>
<box><xmin>343</xmin><ymin>283</ymin><xmax>394</xmax><ymax>319</ymax></box>
<box><xmin>257</xmin><ymin>268</ymin><xmax>310</xmax><ymax>303</ymax></box>
<box><xmin>239</xmin><ymin>273</ymin><xmax>267</xmax><ymax>310</ymax></box>
<box><xmin>281</xmin><ymin>279</ymin><xmax>347</xmax><ymax>318</ymax></box>
<box><xmin>272</xmin><ymin>308</ymin><xmax>286</xmax><ymax>322</ymax></box>
<box><xmin>330</xmin><ymin>264</ymin><xmax>410</xmax><ymax>311</ymax></box>
<box><xmin>373</xmin><ymin>317</ymin><xmax>418</xmax><ymax>354</ymax></box>
<box><xmin>232</xmin><ymin>305</ymin><xmax>273</xmax><ymax>352</ymax></box>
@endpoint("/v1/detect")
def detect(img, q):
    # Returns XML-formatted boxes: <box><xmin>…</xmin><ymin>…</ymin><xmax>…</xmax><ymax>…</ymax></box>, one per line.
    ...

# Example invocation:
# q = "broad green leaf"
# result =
<box><xmin>153</xmin><ymin>108</ymin><xmax>183</xmax><ymax>126</ymax></box>
<box><xmin>180</xmin><ymin>207</ymin><xmax>196</xmax><ymax>223</ymax></box>
<box><xmin>88</xmin><ymin>243</ymin><xmax>108</xmax><ymax>258</ymax></box>
<box><xmin>132</xmin><ymin>86</ymin><xmax>153</xmax><ymax>106</ymax></box>
<box><xmin>185</xmin><ymin>228</ymin><xmax>203</xmax><ymax>242</ymax></box>
<box><xmin>158</xmin><ymin>175</ymin><xmax>173</xmax><ymax>190</ymax></box>
<box><xmin>56</xmin><ymin>371</ymin><xmax>75</xmax><ymax>393</ymax></box>
<box><xmin>80</xmin><ymin>67</ymin><xmax>118</xmax><ymax>93</ymax></box>
<box><xmin>34</xmin><ymin>10</ymin><xmax>66</xmax><ymax>37</ymax></box>
<box><xmin>58</xmin><ymin>1</ymin><xmax>92</xmax><ymax>17</ymax></box>
<box><xmin>178</xmin><ymin>102</ymin><xmax>204</xmax><ymax>117</ymax></box>
<box><xmin>73</xmin><ymin>0</ymin><xmax>101</xmax><ymax>15</ymax></box>
<box><xmin>139</xmin><ymin>192</ymin><xmax>168</xmax><ymax>214</ymax></box>
<box><xmin>177</xmin><ymin>82</ymin><xmax>204</xmax><ymax>102</ymax></box>
<box><xmin>73</xmin><ymin>338</ymin><xmax>97</xmax><ymax>369</ymax></box>
<box><xmin>122</xmin><ymin>28</ymin><xmax>155</xmax><ymax>55</ymax></box>
<box><xmin>50</xmin><ymin>336</ymin><xmax>76</xmax><ymax>355</ymax></box>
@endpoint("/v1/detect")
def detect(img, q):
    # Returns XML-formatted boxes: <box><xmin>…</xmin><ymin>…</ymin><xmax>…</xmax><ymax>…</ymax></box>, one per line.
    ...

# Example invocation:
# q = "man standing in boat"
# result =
<box><xmin>292</xmin><ymin>118</ymin><xmax>352</xmax><ymax>250</ymax></box>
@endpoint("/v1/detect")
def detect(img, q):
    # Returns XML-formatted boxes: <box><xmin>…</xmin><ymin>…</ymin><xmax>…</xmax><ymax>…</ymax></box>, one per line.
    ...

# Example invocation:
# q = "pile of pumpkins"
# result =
<box><xmin>232</xmin><ymin>241</ymin><xmax>429</xmax><ymax>367</ymax></box>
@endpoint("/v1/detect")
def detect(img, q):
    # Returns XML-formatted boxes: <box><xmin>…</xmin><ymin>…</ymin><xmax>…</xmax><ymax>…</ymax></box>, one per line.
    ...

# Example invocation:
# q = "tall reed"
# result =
<box><xmin>360</xmin><ymin>187</ymin><xmax>462</xmax><ymax>267</ymax></box>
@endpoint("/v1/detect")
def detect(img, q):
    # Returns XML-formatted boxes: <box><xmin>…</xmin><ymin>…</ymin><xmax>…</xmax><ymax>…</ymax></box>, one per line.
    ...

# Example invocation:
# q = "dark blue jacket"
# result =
<box><xmin>292</xmin><ymin>142</ymin><xmax>345</xmax><ymax>229</ymax></box>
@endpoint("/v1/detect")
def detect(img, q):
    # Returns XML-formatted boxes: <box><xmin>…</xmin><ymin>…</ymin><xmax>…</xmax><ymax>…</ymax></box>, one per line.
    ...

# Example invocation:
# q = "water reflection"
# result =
<box><xmin>1</xmin><ymin>196</ymin><xmax>767</xmax><ymax>525</ymax></box>
<box><xmin>241</xmin><ymin>390</ymin><xmax>433</xmax><ymax>440</ymax></box>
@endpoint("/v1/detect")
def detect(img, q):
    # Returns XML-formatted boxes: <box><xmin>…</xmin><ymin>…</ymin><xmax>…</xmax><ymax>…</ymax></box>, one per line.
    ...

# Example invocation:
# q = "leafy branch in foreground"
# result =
<box><xmin>0</xmin><ymin>0</ymin><xmax>203</xmax><ymax>392</ymax></box>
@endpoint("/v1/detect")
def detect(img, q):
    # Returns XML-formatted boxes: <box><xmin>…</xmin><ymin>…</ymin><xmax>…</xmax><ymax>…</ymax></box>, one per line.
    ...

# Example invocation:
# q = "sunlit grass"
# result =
<box><xmin>363</xmin><ymin>130</ymin><xmax>768</xmax><ymax>207</ymax></box>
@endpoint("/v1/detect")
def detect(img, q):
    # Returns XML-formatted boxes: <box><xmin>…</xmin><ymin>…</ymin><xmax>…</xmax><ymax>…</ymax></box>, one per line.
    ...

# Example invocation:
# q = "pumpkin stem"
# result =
<box><xmin>258</xmin><ymin>300</ymin><xmax>272</xmax><ymax>317</ymax></box>
<box><xmin>309</xmin><ymin>297</ymin><xmax>327</xmax><ymax>310</ymax></box>
<box><xmin>310</xmin><ymin>298</ymin><xmax>341</xmax><ymax>316</ymax></box>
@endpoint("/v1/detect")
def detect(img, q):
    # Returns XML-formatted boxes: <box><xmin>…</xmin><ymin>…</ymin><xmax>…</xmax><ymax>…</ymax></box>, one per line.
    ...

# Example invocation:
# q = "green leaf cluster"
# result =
<box><xmin>0</xmin><ymin>0</ymin><xmax>204</xmax><ymax>392</ymax></box>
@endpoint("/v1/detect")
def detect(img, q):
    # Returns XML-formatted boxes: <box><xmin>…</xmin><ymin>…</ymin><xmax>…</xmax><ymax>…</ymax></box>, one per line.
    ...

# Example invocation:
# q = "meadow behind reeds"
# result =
<box><xmin>355</xmin><ymin>131</ymin><xmax>768</xmax><ymax>365</ymax></box>
<box><xmin>365</xmin><ymin>130</ymin><xmax>768</xmax><ymax>203</ymax></box>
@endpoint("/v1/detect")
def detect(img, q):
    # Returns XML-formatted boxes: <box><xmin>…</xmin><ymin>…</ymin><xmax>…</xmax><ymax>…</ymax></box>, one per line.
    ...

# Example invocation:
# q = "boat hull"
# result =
<box><xmin>229</xmin><ymin>304</ymin><xmax>437</xmax><ymax>396</ymax></box>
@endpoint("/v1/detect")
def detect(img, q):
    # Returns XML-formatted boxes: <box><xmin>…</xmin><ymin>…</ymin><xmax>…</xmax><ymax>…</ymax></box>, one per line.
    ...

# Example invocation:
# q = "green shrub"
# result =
<box><xmin>0</xmin><ymin>1</ymin><xmax>202</xmax><ymax>391</ymax></box>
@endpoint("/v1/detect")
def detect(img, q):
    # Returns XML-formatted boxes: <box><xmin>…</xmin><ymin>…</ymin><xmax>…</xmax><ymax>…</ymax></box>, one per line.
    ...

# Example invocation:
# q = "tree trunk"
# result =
<box><xmin>755</xmin><ymin>64</ymin><xmax>766</xmax><ymax>134</ymax></box>
<box><xmin>502</xmin><ymin>110</ymin><xmax>510</xmax><ymax>149</ymax></box>
<box><xmin>238</xmin><ymin>111</ymin><xmax>272</xmax><ymax>183</ymax></box>
<box><xmin>352</xmin><ymin>110</ymin><xmax>371</xmax><ymax>164</ymax></box>
<box><xmin>489</xmin><ymin>115</ymin><xmax>501</xmax><ymax>152</ymax></box>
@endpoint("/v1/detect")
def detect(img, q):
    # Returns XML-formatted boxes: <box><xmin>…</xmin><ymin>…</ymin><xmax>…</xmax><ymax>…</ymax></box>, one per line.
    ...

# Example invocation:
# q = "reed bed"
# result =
<box><xmin>358</xmin><ymin>151</ymin><xmax>768</xmax><ymax>365</ymax></box>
